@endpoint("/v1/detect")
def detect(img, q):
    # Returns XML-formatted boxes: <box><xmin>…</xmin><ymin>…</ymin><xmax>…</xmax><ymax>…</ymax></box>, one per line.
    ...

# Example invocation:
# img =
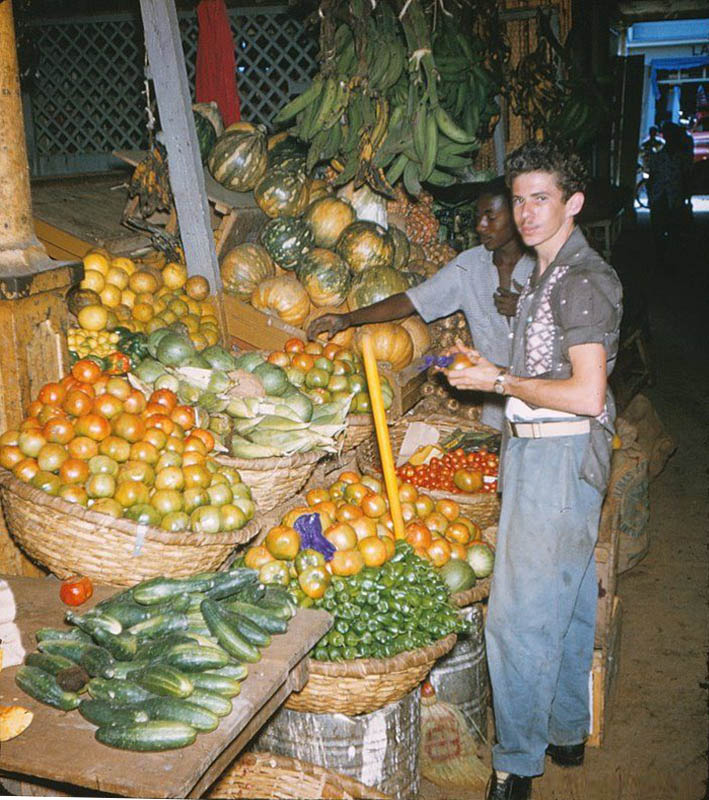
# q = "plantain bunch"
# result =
<box><xmin>127</xmin><ymin>142</ymin><xmax>173</xmax><ymax>218</ymax></box>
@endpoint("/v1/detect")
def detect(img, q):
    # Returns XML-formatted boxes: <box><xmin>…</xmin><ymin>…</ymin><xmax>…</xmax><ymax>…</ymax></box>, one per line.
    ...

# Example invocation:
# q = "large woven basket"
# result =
<box><xmin>285</xmin><ymin>633</ymin><xmax>456</xmax><ymax>716</ymax></box>
<box><xmin>0</xmin><ymin>468</ymin><xmax>259</xmax><ymax>586</ymax></box>
<box><xmin>341</xmin><ymin>414</ymin><xmax>374</xmax><ymax>453</ymax></box>
<box><xmin>450</xmin><ymin>577</ymin><xmax>492</xmax><ymax>607</ymax></box>
<box><xmin>356</xmin><ymin>413</ymin><xmax>501</xmax><ymax>528</ymax></box>
<box><xmin>216</xmin><ymin>450</ymin><xmax>323</xmax><ymax>513</ymax></box>
<box><xmin>208</xmin><ymin>751</ymin><xmax>391</xmax><ymax>800</ymax></box>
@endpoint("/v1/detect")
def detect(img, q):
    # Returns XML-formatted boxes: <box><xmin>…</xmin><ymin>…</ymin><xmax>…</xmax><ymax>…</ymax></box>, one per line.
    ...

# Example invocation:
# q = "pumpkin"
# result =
<box><xmin>260</xmin><ymin>216</ymin><xmax>314</xmax><ymax>271</ymax></box>
<box><xmin>336</xmin><ymin>221</ymin><xmax>394</xmax><ymax>273</ymax></box>
<box><xmin>268</xmin><ymin>135</ymin><xmax>307</xmax><ymax>166</ymax></box>
<box><xmin>221</xmin><ymin>243</ymin><xmax>276</xmax><ymax>299</ymax></box>
<box><xmin>208</xmin><ymin>126</ymin><xmax>268</xmax><ymax>192</ymax></box>
<box><xmin>251</xmin><ymin>275</ymin><xmax>310</xmax><ymax>327</ymax></box>
<box><xmin>254</xmin><ymin>168</ymin><xmax>311</xmax><ymax>218</ymax></box>
<box><xmin>225</xmin><ymin>121</ymin><xmax>259</xmax><ymax>134</ymax></box>
<box><xmin>388</xmin><ymin>225</ymin><xmax>410</xmax><ymax>270</ymax></box>
<box><xmin>193</xmin><ymin>108</ymin><xmax>218</xmax><ymax>163</ymax></box>
<box><xmin>354</xmin><ymin>322</ymin><xmax>414</xmax><ymax>371</ymax></box>
<box><xmin>306</xmin><ymin>306</ymin><xmax>356</xmax><ymax>348</ymax></box>
<box><xmin>308</xmin><ymin>179</ymin><xmax>332</xmax><ymax>204</ymax></box>
<box><xmin>296</xmin><ymin>248</ymin><xmax>352</xmax><ymax>308</ymax></box>
<box><xmin>400</xmin><ymin>316</ymin><xmax>431</xmax><ymax>360</ymax></box>
<box><xmin>407</xmin><ymin>258</ymin><xmax>438</xmax><ymax>279</ymax></box>
<box><xmin>347</xmin><ymin>266</ymin><xmax>410</xmax><ymax>310</ymax></box>
<box><xmin>193</xmin><ymin>101</ymin><xmax>224</xmax><ymax>135</ymax></box>
<box><xmin>303</xmin><ymin>197</ymin><xmax>356</xmax><ymax>249</ymax></box>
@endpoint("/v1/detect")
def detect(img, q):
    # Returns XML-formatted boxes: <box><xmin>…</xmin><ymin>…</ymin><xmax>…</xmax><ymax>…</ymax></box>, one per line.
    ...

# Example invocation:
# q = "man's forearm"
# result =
<box><xmin>344</xmin><ymin>293</ymin><xmax>415</xmax><ymax>326</ymax></box>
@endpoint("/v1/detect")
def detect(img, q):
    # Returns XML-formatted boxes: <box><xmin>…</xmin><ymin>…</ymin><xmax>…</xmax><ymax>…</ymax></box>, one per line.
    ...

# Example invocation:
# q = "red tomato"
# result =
<box><xmin>59</xmin><ymin>575</ymin><xmax>93</xmax><ymax>606</ymax></box>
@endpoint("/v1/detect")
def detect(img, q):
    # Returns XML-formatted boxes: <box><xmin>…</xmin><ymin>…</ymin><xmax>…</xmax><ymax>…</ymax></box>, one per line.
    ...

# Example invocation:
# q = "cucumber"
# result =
<box><xmin>205</xmin><ymin>569</ymin><xmax>258</xmax><ymax>600</ymax></box>
<box><xmin>135</xmin><ymin>633</ymin><xmax>199</xmax><ymax>663</ymax></box>
<box><xmin>229</xmin><ymin>612</ymin><xmax>271</xmax><ymax>648</ymax></box>
<box><xmin>95</xmin><ymin>720</ymin><xmax>197</xmax><ymax>751</ymax></box>
<box><xmin>200</xmin><ymin>599</ymin><xmax>261</xmax><ymax>663</ymax></box>
<box><xmin>210</xmin><ymin>663</ymin><xmax>249</xmax><ymax>681</ymax></box>
<box><xmin>94</xmin><ymin>588</ymin><xmax>133</xmax><ymax>609</ymax></box>
<box><xmin>90</xmin><ymin>628</ymin><xmax>138</xmax><ymax>661</ymax></box>
<box><xmin>66</xmin><ymin>609</ymin><xmax>122</xmax><ymax>636</ymax></box>
<box><xmin>96</xmin><ymin>594</ymin><xmax>191</xmax><ymax>627</ymax></box>
<box><xmin>187</xmin><ymin>592</ymin><xmax>207</xmax><ymax>614</ymax></box>
<box><xmin>112</xmin><ymin>660</ymin><xmax>153</xmax><ymax>680</ymax></box>
<box><xmin>143</xmin><ymin>697</ymin><xmax>219</xmax><ymax>732</ymax></box>
<box><xmin>38</xmin><ymin>639</ymin><xmax>90</xmax><ymax>664</ymax></box>
<box><xmin>189</xmin><ymin>672</ymin><xmax>241</xmax><ymax>697</ymax></box>
<box><xmin>223</xmin><ymin>600</ymin><xmax>288</xmax><ymax>634</ymax></box>
<box><xmin>131</xmin><ymin>574</ymin><xmax>219</xmax><ymax>605</ymax></box>
<box><xmin>25</xmin><ymin>651</ymin><xmax>76</xmax><ymax>676</ymax></box>
<box><xmin>88</xmin><ymin>678</ymin><xmax>155</xmax><ymax>704</ymax></box>
<box><xmin>35</xmin><ymin>627</ymin><xmax>92</xmax><ymax>644</ymax></box>
<box><xmin>79</xmin><ymin>699</ymin><xmax>150</xmax><ymax>727</ymax></box>
<box><xmin>163</xmin><ymin>643</ymin><xmax>231</xmax><ymax>672</ymax></box>
<box><xmin>128</xmin><ymin>613</ymin><xmax>189</xmax><ymax>642</ymax></box>
<box><xmin>186</xmin><ymin>689</ymin><xmax>232</xmax><ymax>717</ymax></box>
<box><xmin>79</xmin><ymin>645</ymin><xmax>116</xmax><ymax>679</ymax></box>
<box><xmin>134</xmin><ymin>664</ymin><xmax>194</xmax><ymax>698</ymax></box>
<box><xmin>235</xmin><ymin>584</ymin><xmax>266</xmax><ymax>604</ymax></box>
<box><xmin>15</xmin><ymin>665</ymin><xmax>81</xmax><ymax>711</ymax></box>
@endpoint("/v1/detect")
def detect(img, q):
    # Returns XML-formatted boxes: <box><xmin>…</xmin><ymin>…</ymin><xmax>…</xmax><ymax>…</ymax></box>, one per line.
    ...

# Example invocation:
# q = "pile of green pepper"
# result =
<box><xmin>311</xmin><ymin>541</ymin><xmax>467</xmax><ymax>662</ymax></box>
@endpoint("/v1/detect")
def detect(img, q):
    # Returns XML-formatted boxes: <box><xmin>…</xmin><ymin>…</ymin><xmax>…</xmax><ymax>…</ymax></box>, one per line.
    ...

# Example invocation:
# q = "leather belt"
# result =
<box><xmin>506</xmin><ymin>419</ymin><xmax>591</xmax><ymax>438</ymax></box>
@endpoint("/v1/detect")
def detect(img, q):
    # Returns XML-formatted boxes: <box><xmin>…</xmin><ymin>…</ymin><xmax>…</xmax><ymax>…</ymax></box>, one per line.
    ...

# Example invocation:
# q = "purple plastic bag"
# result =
<box><xmin>293</xmin><ymin>513</ymin><xmax>336</xmax><ymax>561</ymax></box>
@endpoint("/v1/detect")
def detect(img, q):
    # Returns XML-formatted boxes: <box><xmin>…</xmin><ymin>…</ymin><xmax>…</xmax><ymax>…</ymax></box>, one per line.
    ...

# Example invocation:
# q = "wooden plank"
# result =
<box><xmin>0</xmin><ymin>574</ymin><xmax>331</xmax><ymax>798</ymax></box>
<box><xmin>588</xmin><ymin>595</ymin><xmax>622</xmax><ymax>747</ymax></box>
<box><xmin>138</xmin><ymin>0</ymin><xmax>219</xmax><ymax>287</ymax></box>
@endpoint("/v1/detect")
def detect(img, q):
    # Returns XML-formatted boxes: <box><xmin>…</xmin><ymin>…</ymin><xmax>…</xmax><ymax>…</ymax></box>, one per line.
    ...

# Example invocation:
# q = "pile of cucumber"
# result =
<box><xmin>15</xmin><ymin>568</ymin><xmax>297</xmax><ymax>752</ymax></box>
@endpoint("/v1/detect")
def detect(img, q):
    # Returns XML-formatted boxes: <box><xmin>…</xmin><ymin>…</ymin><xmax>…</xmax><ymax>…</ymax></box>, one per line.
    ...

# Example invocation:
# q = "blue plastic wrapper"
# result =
<box><xmin>293</xmin><ymin>513</ymin><xmax>336</xmax><ymax>561</ymax></box>
<box><xmin>419</xmin><ymin>354</ymin><xmax>454</xmax><ymax>372</ymax></box>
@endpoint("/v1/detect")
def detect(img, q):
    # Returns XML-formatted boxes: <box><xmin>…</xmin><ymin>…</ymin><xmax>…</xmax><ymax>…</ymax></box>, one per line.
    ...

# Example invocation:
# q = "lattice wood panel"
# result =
<box><xmin>24</xmin><ymin>8</ymin><xmax>318</xmax><ymax>177</ymax></box>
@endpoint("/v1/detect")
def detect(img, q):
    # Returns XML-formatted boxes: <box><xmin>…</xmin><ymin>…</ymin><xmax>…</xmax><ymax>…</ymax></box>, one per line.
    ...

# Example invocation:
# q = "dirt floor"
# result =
<box><xmin>420</xmin><ymin>205</ymin><xmax>709</xmax><ymax>800</ymax></box>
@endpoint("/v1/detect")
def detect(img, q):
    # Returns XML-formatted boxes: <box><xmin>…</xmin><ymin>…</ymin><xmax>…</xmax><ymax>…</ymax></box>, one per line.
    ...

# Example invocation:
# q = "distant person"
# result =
<box><xmin>647</xmin><ymin>123</ymin><xmax>691</xmax><ymax>261</ymax></box>
<box><xmin>307</xmin><ymin>177</ymin><xmax>535</xmax><ymax>430</ymax></box>
<box><xmin>640</xmin><ymin>126</ymin><xmax>664</xmax><ymax>170</ymax></box>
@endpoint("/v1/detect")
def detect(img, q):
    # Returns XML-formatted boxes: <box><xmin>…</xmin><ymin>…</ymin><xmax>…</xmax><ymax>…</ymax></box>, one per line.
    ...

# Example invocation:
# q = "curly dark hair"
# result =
<box><xmin>505</xmin><ymin>140</ymin><xmax>588</xmax><ymax>201</ymax></box>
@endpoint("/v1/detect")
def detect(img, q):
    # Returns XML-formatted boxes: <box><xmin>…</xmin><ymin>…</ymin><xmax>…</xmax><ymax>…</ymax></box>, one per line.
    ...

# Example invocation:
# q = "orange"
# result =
<box><xmin>80</xmin><ymin>270</ymin><xmax>105</xmax><ymax>294</ymax></box>
<box><xmin>111</xmin><ymin>256</ymin><xmax>136</xmax><ymax>275</ymax></box>
<box><xmin>162</xmin><ymin>262</ymin><xmax>188</xmax><ymax>290</ymax></box>
<box><xmin>77</xmin><ymin>304</ymin><xmax>108</xmax><ymax>332</ymax></box>
<box><xmin>185</xmin><ymin>275</ymin><xmax>210</xmax><ymax>301</ymax></box>
<box><xmin>100</xmin><ymin>284</ymin><xmax>122</xmax><ymax>308</ymax></box>
<box><xmin>83</xmin><ymin>252</ymin><xmax>110</xmax><ymax>276</ymax></box>
<box><xmin>105</xmin><ymin>267</ymin><xmax>130</xmax><ymax>290</ymax></box>
<box><xmin>132</xmin><ymin>302</ymin><xmax>154</xmax><ymax>323</ymax></box>
<box><xmin>129</xmin><ymin>270</ymin><xmax>160</xmax><ymax>295</ymax></box>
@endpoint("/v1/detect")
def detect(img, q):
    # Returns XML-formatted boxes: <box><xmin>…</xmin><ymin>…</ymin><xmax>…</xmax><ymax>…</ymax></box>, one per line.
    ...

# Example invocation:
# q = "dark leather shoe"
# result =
<box><xmin>546</xmin><ymin>741</ymin><xmax>585</xmax><ymax>767</ymax></box>
<box><xmin>486</xmin><ymin>771</ymin><xmax>532</xmax><ymax>800</ymax></box>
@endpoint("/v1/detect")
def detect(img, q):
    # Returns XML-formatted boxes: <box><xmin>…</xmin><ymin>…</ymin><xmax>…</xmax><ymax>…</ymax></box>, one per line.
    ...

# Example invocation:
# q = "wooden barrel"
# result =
<box><xmin>253</xmin><ymin>688</ymin><xmax>420</xmax><ymax>799</ymax></box>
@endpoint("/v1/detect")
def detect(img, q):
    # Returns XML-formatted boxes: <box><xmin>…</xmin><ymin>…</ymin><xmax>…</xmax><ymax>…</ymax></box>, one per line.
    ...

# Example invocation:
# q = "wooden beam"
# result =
<box><xmin>138</xmin><ymin>0</ymin><xmax>221</xmax><ymax>289</ymax></box>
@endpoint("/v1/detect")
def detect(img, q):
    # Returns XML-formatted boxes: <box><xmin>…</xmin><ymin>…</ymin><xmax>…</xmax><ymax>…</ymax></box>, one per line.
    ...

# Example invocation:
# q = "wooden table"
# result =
<box><xmin>0</xmin><ymin>575</ymin><xmax>331</xmax><ymax>798</ymax></box>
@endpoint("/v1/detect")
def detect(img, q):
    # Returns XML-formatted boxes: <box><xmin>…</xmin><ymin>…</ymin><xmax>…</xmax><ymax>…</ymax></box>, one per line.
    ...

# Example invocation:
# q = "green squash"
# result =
<box><xmin>336</xmin><ymin>221</ymin><xmax>395</xmax><ymax>274</ymax></box>
<box><xmin>260</xmin><ymin>216</ymin><xmax>314</xmax><ymax>271</ymax></box>
<box><xmin>193</xmin><ymin>101</ymin><xmax>224</xmax><ymax>136</ymax></box>
<box><xmin>193</xmin><ymin>108</ymin><xmax>218</xmax><ymax>163</ymax></box>
<box><xmin>303</xmin><ymin>196</ymin><xmax>356</xmax><ymax>249</ymax></box>
<box><xmin>296</xmin><ymin>248</ymin><xmax>352</xmax><ymax>308</ymax></box>
<box><xmin>208</xmin><ymin>126</ymin><xmax>268</xmax><ymax>192</ymax></box>
<box><xmin>234</xmin><ymin>352</ymin><xmax>266</xmax><ymax>372</ymax></box>
<box><xmin>221</xmin><ymin>243</ymin><xmax>276</xmax><ymax>298</ymax></box>
<box><xmin>252</xmin><ymin>362</ymin><xmax>289</xmax><ymax>397</ymax></box>
<box><xmin>267</xmin><ymin>136</ymin><xmax>307</xmax><ymax>171</ymax></box>
<box><xmin>388</xmin><ymin>224</ymin><xmax>410</xmax><ymax>270</ymax></box>
<box><xmin>347</xmin><ymin>266</ymin><xmax>410</xmax><ymax>310</ymax></box>
<box><xmin>155</xmin><ymin>333</ymin><xmax>195</xmax><ymax>367</ymax></box>
<box><xmin>254</xmin><ymin>168</ymin><xmax>311</xmax><ymax>218</ymax></box>
<box><xmin>439</xmin><ymin>559</ymin><xmax>477</xmax><ymax>593</ymax></box>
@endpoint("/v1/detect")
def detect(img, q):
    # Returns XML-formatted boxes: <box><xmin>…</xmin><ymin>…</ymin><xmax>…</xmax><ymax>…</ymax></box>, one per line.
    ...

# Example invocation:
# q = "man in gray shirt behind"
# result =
<box><xmin>308</xmin><ymin>177</ymin><xmax>534</xmax><ymax>429</ymax></box>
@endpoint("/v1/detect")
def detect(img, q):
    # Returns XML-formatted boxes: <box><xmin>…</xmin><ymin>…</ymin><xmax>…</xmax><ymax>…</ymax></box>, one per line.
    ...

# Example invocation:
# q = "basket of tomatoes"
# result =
<box><xmin>356</xmin><ymin>414</ymin><xmax>501</xmax><ymax>528</ymax></box>
<box><xmin>0</xmin><ymin>360</ymin><xmax>260</xmax><ymax>586</ymax></box>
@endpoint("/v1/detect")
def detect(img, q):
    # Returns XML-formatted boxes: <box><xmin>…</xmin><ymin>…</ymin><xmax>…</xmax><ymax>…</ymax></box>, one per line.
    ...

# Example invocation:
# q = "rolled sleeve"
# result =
<box><xmin>555</xmin><ymin>269</ymin><xmax>622</xmax><ymax>356</ymax></box>
<box><xmin>405</xmin><ymin>259</ymin><xmax>463</xmax><ymax>323</ymax></box>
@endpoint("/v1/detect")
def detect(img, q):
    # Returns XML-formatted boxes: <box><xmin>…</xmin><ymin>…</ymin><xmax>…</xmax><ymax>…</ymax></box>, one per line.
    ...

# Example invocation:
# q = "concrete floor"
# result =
<box><xmin>421</xmin><ymin>205</ymin><xmax>709</xmax><ymax>800</ymax></box>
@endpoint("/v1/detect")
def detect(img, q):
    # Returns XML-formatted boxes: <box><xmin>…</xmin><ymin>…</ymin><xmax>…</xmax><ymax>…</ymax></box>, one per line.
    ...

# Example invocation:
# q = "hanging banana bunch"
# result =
<box><xmin>272</xmin><ymin>0</ymin><xmax>501</xmax><ymax>198</ymax></box>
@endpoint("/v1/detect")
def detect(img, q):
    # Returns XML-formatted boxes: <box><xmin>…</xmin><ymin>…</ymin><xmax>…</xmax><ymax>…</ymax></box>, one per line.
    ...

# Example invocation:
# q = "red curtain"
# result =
<box><xmin>195</xmin><ymin>0</ymin><xmax>241</xmax><ymax>126</ymax></box>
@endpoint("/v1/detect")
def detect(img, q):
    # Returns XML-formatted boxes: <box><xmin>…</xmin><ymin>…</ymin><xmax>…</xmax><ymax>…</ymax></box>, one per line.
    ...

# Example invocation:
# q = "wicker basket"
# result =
<box><xmin>285</xmin><ymin>633</ymin><xmax>456</xmax><ymax>715</ymax></box>
<box><xmin>450</xmin><ymin>577</ymin><xmax>491</xmax><ymax>607</ymax></box>
<box><xmin>208</xmin><ymin>751</ymin><xmax>391</xmax><ymax>800</ymax></box>
<box><xmin>0</xmin><ymin>468</ymin><xmax>260</xmax><ymax>586</ymax></box>
<box><xmin>216</xmin><ymin>450</ymin><xmax>323</xmax><ymax>513</ymax></box>
<box><xmin>356</xmin><ymin>413</ymin><xmax>501</xmax><ymax>528</ymax></box>
<box><xmin>341</xmin><ymin>414</ymin><xmax>374</xmax><ymax>453</ymax></box>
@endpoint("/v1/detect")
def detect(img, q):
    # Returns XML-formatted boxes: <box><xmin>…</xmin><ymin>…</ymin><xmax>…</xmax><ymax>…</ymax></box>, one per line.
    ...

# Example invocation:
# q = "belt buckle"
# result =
<box><xmin>531</xmin><ymin>421</ymin><xmax>543</xmax><ymax>439</ymax></box>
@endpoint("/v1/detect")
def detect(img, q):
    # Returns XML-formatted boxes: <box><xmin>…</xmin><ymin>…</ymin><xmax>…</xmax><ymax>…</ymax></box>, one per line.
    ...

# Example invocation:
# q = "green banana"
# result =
<box><xmin>273</xmin><ymin>77</ymin><xmax>324</xmax><ymax>125</ymax></box>
<box><xmin>385</xmin><ymin>152</ymin><xmax>409</xmax><ymax>184</ymax></box>
<box><xmin>306</xmin><ymin>129</ymin><xmax>330</xmax><ymax>172</ymax></box>
<box><xmin>420</xmin><ymin>111</ymin><xmax>438</xmax><ymax>182</ymax></box>
<box><xmin>412</xmin><ymin>100</ymin><xmax>428</xmax><ymax>162</ymax></box>
<box><xmin>425</xmin><ymin>169</ymin><xmax>457</xmax><ymax>187</ymax></box>
<box><xmin>333</xmin><ymin>150</ymin><xmax>360</xmax><ymax>186</ymax></box>
<box><xmin>436</xmin><ymin>151</ymin><xmax>471</xmax><ymax>169</ymax></box>
<box><xmin>309</xmin><ymin>76</ymin><xmax>339</xmax><ymax>137</ymax></box>
<box><xmin>369</xmin><ymin>44</ymin><xmax>391</xmax><ymax>91</ymax></box>
<box><xmin>403</xmin><ymin>159</ymin><xmax>422</xmax><ymax>196</ymax></box>
<box><xmin>380</xmin><ymin>40</ymin><xmax>406</xmax><ymax>91</ymax></box>
<box><xmin>433</xmin><ymin>105</ymin><xmax>477</xmax><ymax>145</ymax></box>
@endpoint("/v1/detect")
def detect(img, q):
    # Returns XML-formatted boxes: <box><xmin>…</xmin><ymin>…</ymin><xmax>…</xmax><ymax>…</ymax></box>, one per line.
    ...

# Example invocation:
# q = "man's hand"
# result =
<box><xmin>443</xmin><ymin>349</ymin><xmax>501</xmax><ymax>392</ymax></box>
<box><xmin>306</xmin><ymin>313</ymin><xmax>349</xmax><ymax>341</ymax></box>
<box><xmin>493</xmin><ymin>280</ymin><xmax>523</xmax><ymax>318</ymax></box>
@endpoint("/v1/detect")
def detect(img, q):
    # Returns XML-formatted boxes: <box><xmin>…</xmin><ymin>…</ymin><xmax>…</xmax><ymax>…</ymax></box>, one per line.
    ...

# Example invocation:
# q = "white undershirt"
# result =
<box><xmin>505</xmin><ymin>396</ymin><xmax>578</xmax><ymax>421</ymax></box>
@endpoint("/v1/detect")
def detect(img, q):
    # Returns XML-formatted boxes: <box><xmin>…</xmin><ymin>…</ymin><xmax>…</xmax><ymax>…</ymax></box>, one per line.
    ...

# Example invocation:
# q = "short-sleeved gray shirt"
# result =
<box><xmin>406</xmin><ymin>246</ymin><xmax>535</xmax><ymax>429</ymax></box>
<box><xmin>506</xmin><ymin>226</ymin><xmax>623</xmax><ymax>491</ymax></box>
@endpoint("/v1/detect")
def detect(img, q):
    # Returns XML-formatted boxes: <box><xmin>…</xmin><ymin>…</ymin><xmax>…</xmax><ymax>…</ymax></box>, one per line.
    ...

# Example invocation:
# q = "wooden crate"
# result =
<box><xmin>221</xmin><ymin>292</ymin><xmax>428</xmax><ymax>418</ymax></box>
<box><xmin>588</xmin><ymin>595</ymin><xmax>622</xmax><ymax>748</ymax></box>
<box><xmin>594</xmin><ymin>527</ymin><xmax>619</xmax><ymax>649</ymax></box>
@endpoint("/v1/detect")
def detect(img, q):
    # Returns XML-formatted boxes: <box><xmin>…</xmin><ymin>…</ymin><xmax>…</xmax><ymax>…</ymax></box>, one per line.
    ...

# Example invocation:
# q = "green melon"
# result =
<box><xmin>260</xmin><ymin>216</ymin><xmax>314</xmax><ymax>271</ymax></box>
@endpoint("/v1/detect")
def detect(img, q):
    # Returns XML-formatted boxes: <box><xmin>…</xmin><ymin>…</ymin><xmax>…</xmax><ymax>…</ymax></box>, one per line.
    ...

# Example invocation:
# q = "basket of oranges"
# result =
<box><xmin>356</xmin><ymin>414</ymin><xmax>501</xmax><ymax>528</ymax></box>
<box><xmin>0</xmin><ymin>360</ymin><xmax>259</xmax><ymax>586</ymax></box>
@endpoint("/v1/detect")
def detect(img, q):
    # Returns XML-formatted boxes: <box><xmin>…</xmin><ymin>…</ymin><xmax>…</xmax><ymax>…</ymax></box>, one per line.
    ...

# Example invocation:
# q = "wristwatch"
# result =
<box><xmin>493</xmin><ymin>370</ymin><xmax>507</xmax><ymax>395</ymax></box>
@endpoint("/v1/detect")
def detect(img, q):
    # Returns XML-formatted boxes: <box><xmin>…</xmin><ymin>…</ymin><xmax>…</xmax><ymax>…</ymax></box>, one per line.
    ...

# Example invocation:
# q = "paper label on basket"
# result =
<box><xmin>0</xmin><ymin>621</ymin><xmax>25</xmax><ymax>668</ymax></box>
<box><xmin>397</xmin><ymin>422</ymin><xmax>440</xmax><ymax>467</ymax></box>
<box><xmin>133</xmin><ymin>524</ymin><xmax>148</xmax><ymax>557</ymax></box>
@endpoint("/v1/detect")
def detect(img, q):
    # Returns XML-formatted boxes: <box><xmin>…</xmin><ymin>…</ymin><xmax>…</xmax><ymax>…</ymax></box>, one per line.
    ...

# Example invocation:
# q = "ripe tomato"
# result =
<box><xmin>171</xmin><ymin>405</ymin><xmax>195</xmax><ymax>431</ymax></box>
<box><xmin>71</xmin><ymin>359</ymin><xmax>103</xmax><ymax>384</ymax></box>
<box><xmin>38</xmin><ymin>382</ymin><xmax>66</xmax><ymax>406</ymax></box>
<box><xmin>149</xmin><ymin>389</ymin><xmax>178</xmax><ymax>413</ymax></box>
<box><xmin>74</xmin><ymin>413</ymin><xmax>111</xmax><ymax>442</ymax></box>
<box><xmin>349</xmin><ymin>514</ymin><xmax>378</xmax><ymax>541</ymax></box>
<box><xmin>13</xmin><ymin>457</ymin><xmax>39</xmax><ymax>483</ymax></box>
<box><xmin>329</xmin><ymin>548</ymin><xmax>365</xmax><ymax>577</ymax></box>
<box><xmin>92</xmin><ymin>393</ymin><xmax>123</xmax><ymax>420</ymax></box>
<box><xmin>322</xmin><ymin>342</ymin><xmax>341</xmax><ymax>361</ymax></box>
<box><xmin>267</xmin><ymin>351</ymin><xmax>290</xmax><ymax>367</ymax></box>
<box><xmin>426</xmin><ymin>537</ymin><xmax>452</xmax><ymax>567</ymax></box>
<box><xmin>59</xmin><ymin>575</ymin><xmax>93</xmax><ymax>606</ymax></box>
<box><xmin>123</xmin><ymin>390</ymin><xmax>147</xmax><ymax>414</ymax></box>
<box><xmin>59</xmin><ymin>457</ymin><xmax>90</xmax><ymax>485</ymax></box>
<box><xmin>358</xmin><ymin>535</ymin><xmax>388</xmax><ymax>567</ymax></box>
<box><xmin>284</xmin><ymin>337</ymin><xmax>305</xmax><ymax>354</ymax></box>
<box><xmin>453</xmin><ymin>468</ymin><xmax>484</xmax><ymax>493</ymax></box>
<box><xmin>306</xmin><ymin>487</ymin><xmax>330</xmax><ymax>506</ymax></box>
<box><xmin>183</xmin><ymin>436</ymin><xmax>207</xmax><ymax>455</ymax></box>
<box><xmin>147</xmin><ymin>414</ymin><xmax>175</xmax><ymax>436</ymax></box>
<box><xmin>62</xmin><ymin>389</ymin><xmax>92</xmax><ymax>417</ymax></box>
<box><xmin>0</xmin><ymin>445</ymin><xmax>23</xmax><ymax>470</ymax></box>
<box><xmin>405</xmin><ymin>521</ymin><xmax>432</xmax><ymax>549</ymax></box>
<box><xmin>436</xmin><ymin>498</ymin><xmax>460</xmax><ymax>522</ymax></box>
<box><xmin>99</xmin><ymin>435</ymin><xmax>131</xmax><ymax>463</ymax></box>
<box><xmin>244</xmin><ymin>545</ymin><xmax>274</xmax><ymax>570</ymax></box>
<box><xmin>111</xmin><ymin>412</ymin><xmax>146</xmax><ymax>443</ymax></box>
<box><xmin>360</xmin><ymin>492</ymin><xmax>387</xmax><ymax>518</ymax></box>
<box><xmin>190</xmin><ymin>428</ymin><xmax>215</xmax><ymax>453</ymax></box>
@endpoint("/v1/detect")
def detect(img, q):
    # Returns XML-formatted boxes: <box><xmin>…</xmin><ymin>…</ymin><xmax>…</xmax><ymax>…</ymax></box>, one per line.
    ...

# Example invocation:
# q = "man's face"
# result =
<box><xmin>475</xmin><ymin>193</ymin><xmax>516</xmax><ymax>251</ymax></box>
<box><xmin>511</xmin><ymin>171</ymin><xmax>579</xmax><ymax>250</ymax></box>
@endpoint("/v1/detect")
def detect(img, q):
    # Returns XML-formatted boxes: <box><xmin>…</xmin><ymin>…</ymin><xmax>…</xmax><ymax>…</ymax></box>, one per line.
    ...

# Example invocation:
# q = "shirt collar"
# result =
<box><xmin>547</xmin><ymin>226</ymin><xmax>593</xmax><ymax>270</ymax></box>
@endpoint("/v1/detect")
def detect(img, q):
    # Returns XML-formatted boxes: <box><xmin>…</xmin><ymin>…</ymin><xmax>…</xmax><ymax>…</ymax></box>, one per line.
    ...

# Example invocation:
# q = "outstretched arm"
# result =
<box><xmin>307</xmin><ymin>292</ymin><xmax>415</xmax><ymax>340</ymax></box>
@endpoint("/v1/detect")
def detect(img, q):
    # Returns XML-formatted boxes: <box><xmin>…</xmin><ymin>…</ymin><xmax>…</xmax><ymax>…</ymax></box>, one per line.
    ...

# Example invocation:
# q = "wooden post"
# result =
<box><xmin>0</xmin><ymin>0</ymin><xmax>79</xmax><ymax>577</ymax></box>
<box><xmin>138</xmin><ymin>0</ymin><xmax>221</xmax><ymax>289</ymax></box>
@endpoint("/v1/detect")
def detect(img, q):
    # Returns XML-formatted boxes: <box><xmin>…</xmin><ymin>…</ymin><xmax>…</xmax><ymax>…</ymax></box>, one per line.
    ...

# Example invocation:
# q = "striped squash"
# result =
<box><xmin>254</xmin><ymin>168</ymin><xmax>311</xmax><ymax>218</ymax></box>
<box><xmin>296</xmin><ymin>248</ymin><xmax>352</xmax><ymax>308</ymax></box>
<box><xmin>208</xmin><ymin>126</ymin><xmax>268</xmax><ymax>192</ymax></box>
